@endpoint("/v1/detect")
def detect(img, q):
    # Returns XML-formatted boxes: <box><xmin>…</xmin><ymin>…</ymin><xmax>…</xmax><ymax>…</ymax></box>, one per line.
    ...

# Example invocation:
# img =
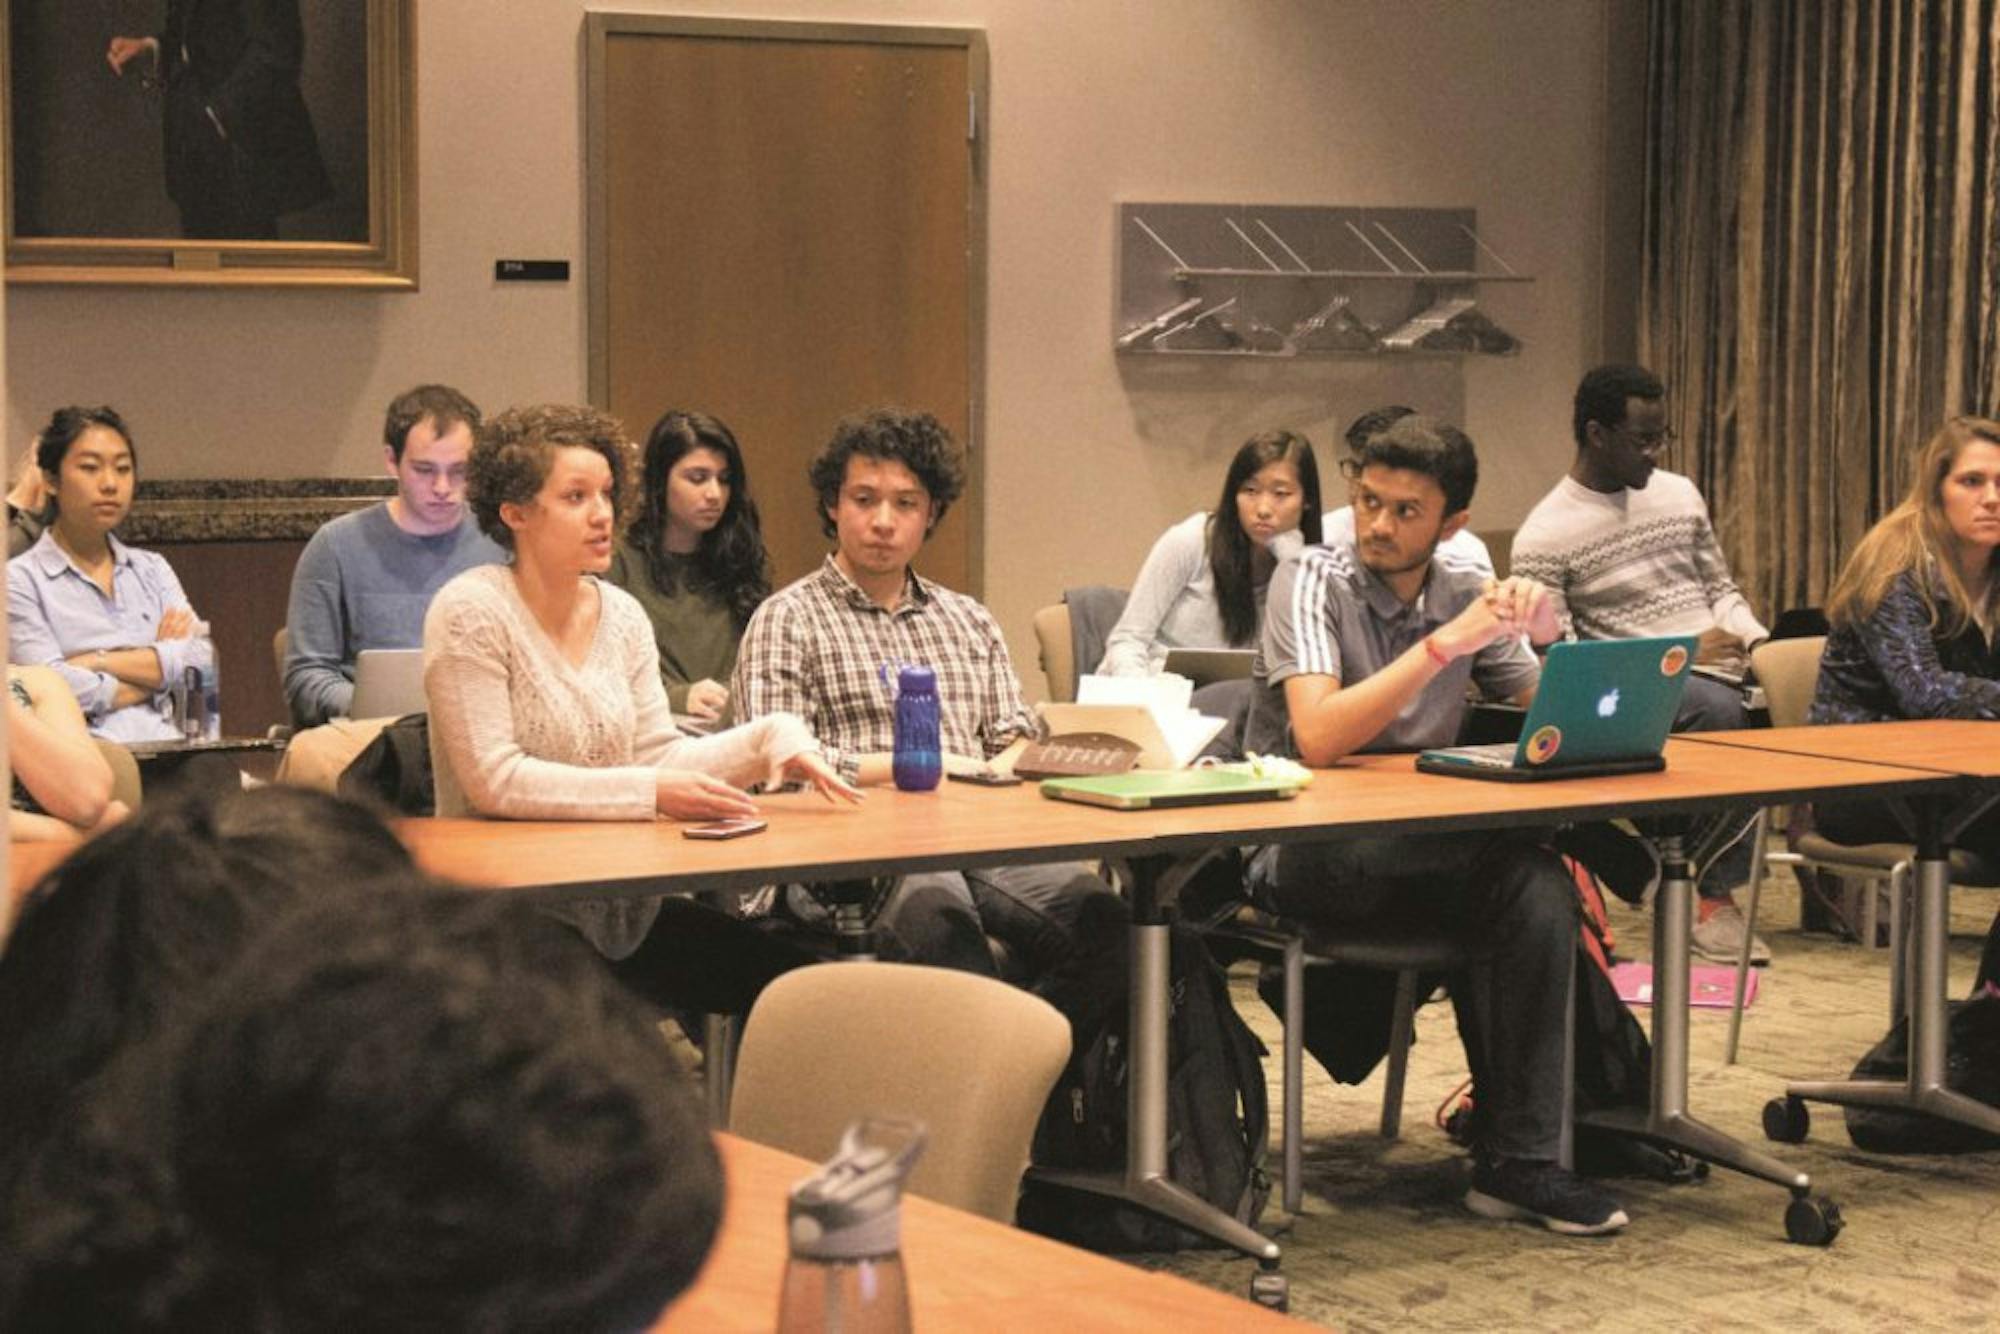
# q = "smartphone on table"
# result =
<box><xmin>682</xmin><ymin>817</ymin><xmax>769</xmax><ymax>840</ymax></box>
<box><xmin>947</xmin><ymin>768</ymin><xmax>1023</xmax><ymax>787</ymax></box>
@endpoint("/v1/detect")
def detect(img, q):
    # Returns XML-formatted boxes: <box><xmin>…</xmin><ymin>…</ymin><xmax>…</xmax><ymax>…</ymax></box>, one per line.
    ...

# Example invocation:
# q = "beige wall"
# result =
<box><xmin>5</xmin><ymin>0</ymin><xmax>1620</xmax><ymax>697</ymax></box>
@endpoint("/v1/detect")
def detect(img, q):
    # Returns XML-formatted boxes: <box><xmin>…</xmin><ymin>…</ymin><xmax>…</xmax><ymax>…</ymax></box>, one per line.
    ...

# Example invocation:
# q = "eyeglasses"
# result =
<box><xmin>1606</xmin><ymin>423</ymin><xmax>1677</xmax><ymax>449</ymax></box>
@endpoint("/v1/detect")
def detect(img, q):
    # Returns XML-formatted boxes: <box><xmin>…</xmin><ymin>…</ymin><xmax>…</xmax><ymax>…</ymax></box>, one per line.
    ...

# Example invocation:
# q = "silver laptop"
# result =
<box><xmin>347</xmin><ymin>649</ymin><xmax>427</xmax><ymax>720</ymax></box>
<box><xmin>1161</xmin><ymin>647</ymin><xmax>1256</xmax><ymax>689</ymax></box>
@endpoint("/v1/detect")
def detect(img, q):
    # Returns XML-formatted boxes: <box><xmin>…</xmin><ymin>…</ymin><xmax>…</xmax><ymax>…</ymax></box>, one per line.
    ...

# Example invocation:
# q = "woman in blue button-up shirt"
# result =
<box><xmin>6</xmin><ymin>407</ymin><xmax>211</xmax><ymax>743</ymax></box>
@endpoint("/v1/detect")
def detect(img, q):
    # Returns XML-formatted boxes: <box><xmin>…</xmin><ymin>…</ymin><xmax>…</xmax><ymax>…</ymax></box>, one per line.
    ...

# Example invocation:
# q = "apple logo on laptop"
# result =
<box><xmin>1597</xmin><ymin>688</ymin><xmax>1620</xmax><ymax>719</ymax></box>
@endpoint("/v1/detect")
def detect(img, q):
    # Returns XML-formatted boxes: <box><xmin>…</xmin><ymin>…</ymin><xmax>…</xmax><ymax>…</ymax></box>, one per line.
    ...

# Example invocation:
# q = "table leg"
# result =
<box><xmin>1029</xmin><ymin>854</ymin><xmax>1282</xmax><ymax>1265</ymax></box>
<box><xmin>703</xmin><ymin>1013</ymin><xmax>737</xmax><ymax>1127</ymax></box>
<box><xmin>1579</xmin><ymin>835</ymin><xmax>1813</xmax><ymax>1192</ymax></box>
<box><xmin>1783</xmin><ymin>842</ymin><xmax>2000</xmax><ymax>1136</ymax></box>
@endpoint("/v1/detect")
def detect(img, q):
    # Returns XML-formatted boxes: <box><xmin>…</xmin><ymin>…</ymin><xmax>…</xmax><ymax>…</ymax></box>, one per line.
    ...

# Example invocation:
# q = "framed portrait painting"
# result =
<box><xmin>3</xmin><ymin>0</ymin><xmax>415</xmax><ymax>288</ymax></box>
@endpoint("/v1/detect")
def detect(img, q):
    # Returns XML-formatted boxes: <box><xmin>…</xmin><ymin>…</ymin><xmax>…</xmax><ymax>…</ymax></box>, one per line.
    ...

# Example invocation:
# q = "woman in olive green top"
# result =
<box><xmin>605</xmin><ymin>410</ymin><xmax>773</xmax><ymax>723</ymax></box>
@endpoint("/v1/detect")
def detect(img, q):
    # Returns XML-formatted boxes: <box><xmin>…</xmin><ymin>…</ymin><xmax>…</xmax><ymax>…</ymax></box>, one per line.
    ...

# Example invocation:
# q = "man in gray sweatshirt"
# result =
<box><xmin>276</xmin><ymin>385</ymin><xmax>501</xmax><ymax>789</ymax></box>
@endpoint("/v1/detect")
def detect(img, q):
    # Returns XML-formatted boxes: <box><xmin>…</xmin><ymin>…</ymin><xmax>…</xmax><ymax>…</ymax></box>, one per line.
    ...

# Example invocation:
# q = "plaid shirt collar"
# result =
<box><xmin>811</xmin><ymin>553</ymin><xmax>937</xmax><ymax>616</ymax></box>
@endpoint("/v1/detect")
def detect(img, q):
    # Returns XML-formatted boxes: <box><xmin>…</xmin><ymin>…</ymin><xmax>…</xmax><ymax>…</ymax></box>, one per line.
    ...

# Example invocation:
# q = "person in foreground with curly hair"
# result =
<box><xmin>732</xmin><ymin>408</ymin><xmax>1126</xmax><ymax>983</ymax></box>
<box><xmin>0</xmin><ymin>886</ymin><xmax>722</xmax><ymax>1333</ymax></box>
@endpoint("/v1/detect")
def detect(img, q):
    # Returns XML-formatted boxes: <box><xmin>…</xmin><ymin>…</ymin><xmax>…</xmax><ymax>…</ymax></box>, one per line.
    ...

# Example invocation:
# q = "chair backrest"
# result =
<box><xmin>1033</xmin><ymin>603</ymin><xmax>1076</xmax><ymax>703</ymax></box>
<box><xmin>1751</xmin><ymin>635</ymin><xmax>1827</xmax><ymax>729</ymax></box>
<box><xmin>271</xmin><ymin>626</ymin><xmax>289</xmax><ymax>691</ymax></box>
<box><xmin>728</xmin><ymin>962</ymin><xmax>1071</xmax><ymax>1223</ymax></box>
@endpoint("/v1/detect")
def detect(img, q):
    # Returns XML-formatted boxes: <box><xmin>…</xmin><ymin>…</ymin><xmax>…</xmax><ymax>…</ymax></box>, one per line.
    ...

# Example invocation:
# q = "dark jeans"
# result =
<box><xmin>877</xmin><ymin>862</ymin><xmax>1125</xmax><ymax>982</ymax></box>
<box><xmin>604</xmin><ymin>897</ymin><xmax>822</xmax><ymax>1015</ymax></box>
<box><xmin>1253</xmin><ymin>830</ymin><xmax>1578</xmax><ymax>1161</ymax></box>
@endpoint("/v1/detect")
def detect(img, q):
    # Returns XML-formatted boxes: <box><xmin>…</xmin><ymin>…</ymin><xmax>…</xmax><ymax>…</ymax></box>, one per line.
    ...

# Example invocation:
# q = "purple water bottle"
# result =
<box><xmin>891</xmin><ymin>664</ymin><xmax>942</xmax><ymax>792</ymax></box>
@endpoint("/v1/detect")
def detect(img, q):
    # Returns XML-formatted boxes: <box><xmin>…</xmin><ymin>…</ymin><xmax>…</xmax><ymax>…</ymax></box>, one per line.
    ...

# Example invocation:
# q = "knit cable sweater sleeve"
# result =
<box><xmin>423</xmin><ymin>574</ymin><xmax>658</xmax><ymax>820</ymax></box>
<box><xmin>1686</xmin><ymin>498</ymin><xmax>1770</xmax><ymax>645</ymax></box>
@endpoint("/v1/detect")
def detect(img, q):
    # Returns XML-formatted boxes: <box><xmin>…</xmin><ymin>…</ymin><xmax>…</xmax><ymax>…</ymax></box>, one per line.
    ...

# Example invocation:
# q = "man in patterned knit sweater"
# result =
<box><xmin>1512</xmin><ymin>363</ymin><xmax>1771</xmax><ymax>964</ymax></box>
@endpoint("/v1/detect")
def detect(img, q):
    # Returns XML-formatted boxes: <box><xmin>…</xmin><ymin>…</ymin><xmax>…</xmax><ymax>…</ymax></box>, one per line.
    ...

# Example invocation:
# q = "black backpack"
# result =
<box><xmin>1843</xmin><ymin>988</ymin><xmax>2000</xmax><ymax>1153</ymax></box>
<box><xmin>1017</xmin><ymin>922</ymin><xmax>1271</xmax><ymax>1251</ymax></box>
<box><xmin>335</xmin><ymin>713</ymin><xmax>435</xmax><ymax>815</ymax></box>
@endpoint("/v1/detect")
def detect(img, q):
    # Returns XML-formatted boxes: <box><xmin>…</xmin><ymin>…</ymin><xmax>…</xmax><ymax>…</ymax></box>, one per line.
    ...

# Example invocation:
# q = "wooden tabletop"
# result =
<box><xmin>656</xmin><ymin>1133</ymin><xmax>1297</xmax><ymax>1331</ymax></box>
<box><xmin>397</xmin><ymin>739</ymin><xmax>1959</xmax><ymax>900</ymax></box>
<box><xmin>400</xmin><ymin>782</ymin><xmax>1167</xmax><ymax>899</ymax></box>
<box><xmin>1113</xmin><ymin>739</ymin><xmax>1958</xmax><ymax>857</ymax></box>
<box><xmin>1677</xmin><ymin>719</ymin><xmax>2000</xmax><ymax>778</ymax></box>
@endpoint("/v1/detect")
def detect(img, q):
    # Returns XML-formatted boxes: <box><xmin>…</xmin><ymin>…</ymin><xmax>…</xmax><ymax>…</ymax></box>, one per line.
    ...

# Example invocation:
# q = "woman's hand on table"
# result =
<box><xmin>656</xmin><ymin>770</ymin><xmax>760</xmax><ymax>821</ymax></box>
<box><xmin>783</xmin><ymin>750</ymin><xmax>864</xmax><ymax>804</ymax></box>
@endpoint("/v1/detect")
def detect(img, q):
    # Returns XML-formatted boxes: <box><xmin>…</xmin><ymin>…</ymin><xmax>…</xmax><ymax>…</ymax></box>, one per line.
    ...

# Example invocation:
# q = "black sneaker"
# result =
<box><xmin>1465</xmin><ymin>1156</ymin><xmax>1630</xmax><ymax>1235</ymax></box>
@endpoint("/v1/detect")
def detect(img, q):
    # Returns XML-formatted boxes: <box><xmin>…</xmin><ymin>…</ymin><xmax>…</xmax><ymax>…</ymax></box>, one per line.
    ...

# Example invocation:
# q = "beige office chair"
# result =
<box><xmin>1727</xmin><ymin>636</ymin><xmax>2000</xmax><ymax>1062</ymax></box>
<box><xmin>727</xmin><ymin>962</ymin><xmax>1071</xmax><ymax>1224</ymax></box>
<box><xmin>1033</xmin><ymin>603</ymin><xmax>1077</xmax><ymax>703</ymax></box>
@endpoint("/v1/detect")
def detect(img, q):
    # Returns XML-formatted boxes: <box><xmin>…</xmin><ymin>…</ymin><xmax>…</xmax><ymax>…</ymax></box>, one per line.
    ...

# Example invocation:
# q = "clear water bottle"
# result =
<box><xmin>890</xmin><ymin>664</ymin><xmax>942</xmax><ymax>792</ymax></box>
<box><xmin>776</xmin><ymin>1118</ymin><xmax>926</xmax><ymax>1334</ymax></box>
<box><xmin>190</xmin><ymin>620</ymin><xmax>220</xmax><ymax>741</ymax></box>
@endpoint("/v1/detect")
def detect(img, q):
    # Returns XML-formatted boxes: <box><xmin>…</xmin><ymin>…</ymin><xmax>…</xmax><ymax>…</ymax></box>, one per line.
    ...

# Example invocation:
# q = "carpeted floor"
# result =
<box><xmin>1143</xmin><ymin>873</ymin><xmax>2000</xmax><ymax>1330</ymax></box>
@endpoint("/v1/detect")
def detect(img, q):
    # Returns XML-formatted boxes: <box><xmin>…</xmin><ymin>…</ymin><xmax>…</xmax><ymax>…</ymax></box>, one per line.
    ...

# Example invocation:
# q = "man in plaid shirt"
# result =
<box><xmin>734</xmin><ymin>409</ymin><xmax>1122</xmax><ymax>979</ymax></box>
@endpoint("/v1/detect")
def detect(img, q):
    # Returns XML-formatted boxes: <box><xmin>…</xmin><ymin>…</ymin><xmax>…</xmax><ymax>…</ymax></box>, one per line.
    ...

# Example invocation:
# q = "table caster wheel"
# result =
<box><xmin>1763</xmin><ymin>1095</ymin><xmax>1809</xmax><ymax>1143</ymax></box>
<box><xmin>1250</xmin><ymin>1267</ymin><xmax>1289</xmax><ymax>1312</ymax></box>
<box><xmin>1784</xmin><ymin>1194</ymin><xmax>1843</xmax><ymax>1246</ymax></box>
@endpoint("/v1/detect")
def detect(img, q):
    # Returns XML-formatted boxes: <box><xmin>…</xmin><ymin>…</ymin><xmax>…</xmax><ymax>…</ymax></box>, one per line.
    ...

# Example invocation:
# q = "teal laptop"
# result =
<box><xmin>1415</xmin><ymin>635</ymin><xmax>1698</xmax><ymax>782</ymax></box>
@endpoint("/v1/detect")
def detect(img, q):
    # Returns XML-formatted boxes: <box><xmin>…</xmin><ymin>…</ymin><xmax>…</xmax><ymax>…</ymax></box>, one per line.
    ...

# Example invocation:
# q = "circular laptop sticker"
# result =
<box><xmin>1660</xmin><ymin>645</ymin><xmax>1690</xmax><ymax>676</ymax></box>
<box><xmin>1524</xmin><ymin>724</ymin><xmax>1563</xmax><ymax>765</ymax></box>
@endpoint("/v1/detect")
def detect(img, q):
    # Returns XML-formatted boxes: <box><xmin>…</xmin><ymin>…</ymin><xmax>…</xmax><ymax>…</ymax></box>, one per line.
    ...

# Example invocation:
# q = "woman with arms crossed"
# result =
<box><xmin>1098</xmin><ymin>430</ymin><xmax>1322</xmax><ymax>754</ymax></box>
<box><xmin>1098</xmin><ymin>429</ymin><xmax>1324</xmax><ymax>677</ymax></box>
<box><xmin>605</xmin><ymin>409</ymin><xmax>771</xmax><ymax>725</ymax></box>
<box><xmin>1812</xmin><ymin>416</ymin><xmax>2000</xmax><ymax>986</ymax></box>
<box><xmin>7</xmin><ymin>407</ymin><xmax>211</xmax><ymax>743</ymax></box>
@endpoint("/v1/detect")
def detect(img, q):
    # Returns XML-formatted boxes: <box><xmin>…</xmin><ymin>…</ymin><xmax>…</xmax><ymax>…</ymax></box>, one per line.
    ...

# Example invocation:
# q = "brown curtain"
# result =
<box><xmin>1641</xmin><ymin>0</ymin><xmax>2000</xmax><ymax>618</ymax></box>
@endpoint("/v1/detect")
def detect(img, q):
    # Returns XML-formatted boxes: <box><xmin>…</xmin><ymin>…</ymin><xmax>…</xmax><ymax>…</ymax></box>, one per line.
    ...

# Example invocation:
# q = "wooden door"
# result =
<box><xmin>588</xmin><ymin>17</ymin><xmax>986</xmax><ymax>593</ymax></box>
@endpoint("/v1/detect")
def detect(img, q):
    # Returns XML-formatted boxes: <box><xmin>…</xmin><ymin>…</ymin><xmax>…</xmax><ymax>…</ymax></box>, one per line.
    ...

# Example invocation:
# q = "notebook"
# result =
<box><xmin>347</xmin><ymin>648</ymin><xmax>427</xmax><ymax>720</ymax></box>
<box><xmin>1610</xmin><ymin>960</ymin><xmax>1758</xmax><ymax>1010</ymax></box>
<box><xmin>1414</xmin><ymin>635</ymin><xmax>1696</xmax><ymax>782</ymax></box>
<box><xmin>1039</xmin><ymin>767</ymin><xmax>1305</xmax><ymax>811</ymax></box>
<box><xmin>1161</xmin><ymin>647</ymin><xmax>1256</xmax><ymax>688</ymax></box>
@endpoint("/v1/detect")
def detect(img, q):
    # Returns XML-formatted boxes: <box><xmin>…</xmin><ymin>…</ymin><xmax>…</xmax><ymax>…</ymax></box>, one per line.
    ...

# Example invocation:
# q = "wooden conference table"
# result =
<box><xmin>401</xmin><ymin>735</ymin><xmax>1958</xmax><ymax>1258</ymax></box>
<box><xmin>1681</xmin><ymin>721</ymin><xmax>2000</xmax><ymax>1146</ymax></box>
<box><xmin>655</xmin><ymin>1132</ymin><xmax>1297</xmax><ymax>1331</ymax></box>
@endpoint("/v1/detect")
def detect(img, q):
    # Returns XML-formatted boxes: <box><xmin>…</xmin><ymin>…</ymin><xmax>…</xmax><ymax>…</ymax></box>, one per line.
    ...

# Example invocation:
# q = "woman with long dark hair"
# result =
<box><xmin>6</xmin><ymin>406</ymin><xmax>213</xmax><ymax>742</ymax></box>
<box><xmin>1098</xmin><ymin>429</ymin><xmax>1323</xmax><ymax>675</ymax></box>
<box><xmin>606</xmin><ymin>410</ymin><xmax>773</xmax><ymax>723</ymax></box>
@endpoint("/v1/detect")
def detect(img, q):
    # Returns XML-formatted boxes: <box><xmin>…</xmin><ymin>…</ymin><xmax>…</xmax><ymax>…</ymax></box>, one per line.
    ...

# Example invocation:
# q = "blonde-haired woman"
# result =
<box><xmin>1812</xmin><ymin>415</ymin><xmax>2000</xmax><ymax>987</ymax></box>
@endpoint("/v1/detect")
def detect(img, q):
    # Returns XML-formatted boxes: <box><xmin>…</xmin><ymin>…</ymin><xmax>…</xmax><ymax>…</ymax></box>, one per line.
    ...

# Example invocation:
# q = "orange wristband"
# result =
<box><xmin>1423</xmin><ymin>636</ymin><xmax>1451</xmax><ymax>669</ymax></box>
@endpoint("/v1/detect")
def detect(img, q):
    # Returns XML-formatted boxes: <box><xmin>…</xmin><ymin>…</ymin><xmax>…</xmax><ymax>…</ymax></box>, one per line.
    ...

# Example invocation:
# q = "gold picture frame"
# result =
<box><xmin>4</xmin><ymin>0</ymin><xmax>415</xmax><ymax>288</ymax></box>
